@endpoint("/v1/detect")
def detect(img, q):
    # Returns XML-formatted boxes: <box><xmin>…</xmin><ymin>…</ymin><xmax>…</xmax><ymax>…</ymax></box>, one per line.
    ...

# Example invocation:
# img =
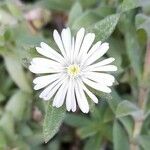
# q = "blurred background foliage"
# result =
<box><xmin>0</xmin><ymin>0</ymin><xmax>150</xmax><ymax>150</ymax></box>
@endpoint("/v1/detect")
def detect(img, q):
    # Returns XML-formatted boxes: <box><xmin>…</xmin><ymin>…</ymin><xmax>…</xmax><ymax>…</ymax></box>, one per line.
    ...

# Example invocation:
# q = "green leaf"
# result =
<box><xmin>77</xmin><ymin>123</ymin><xmax>97</xmax><ymax>139</ymax></box>
<box><xmin>119</xmin><ymin>0</ymin><xmax>142</xmax><ymax>13</ymax></box>
<box><xmin>107</xmin><ymin>37</ymin><xmax>125</xmax><ymax>72</ymax></box>
<box><xmin>0</xmin><ymin>93</ymin><xmax>5</xmax><ymax>103</ymax></box>
<box><xmin>4</xmin><ymin>54</ymin><xmax>31</xmax><ymax>93</ymax></box>
<box><xmin>138</xmin><ymin>135</ymin><xmax>150</xmax><ymax>150</ymax></box>
<box><xmin>64</xmin><ymin>114</ymin><xmax>90</xmax><ymax>127</ymax></box>
<box><xmin>107</xmin><ymin>90</ymin><xmax>122</xmax><ymax>113</ymax></box>
<box><xmin>72</xmin><ymin>10</ymin><xmax>101</xmax><ymax>30</ymax></box>
<box><xmin>39</xmin><ymin>0</ymin><xmax>73</xmax><ymax>11</ymax></box>
<box><xmin>135</xmin><ymin>13</ymin><xmax>150</xmax><ymax>39</ymax></box>
<box><xmin>79</xmin><ymin>0</ymin><xmax>97</xmax><ymax>9</ymax></box>
<box><xmin>0</xmin><ymin>129</ymin><xmax>7</xmax><ymax>149</ymax></box>
<box><xmin>116</xmin><ymin>100</ymin><xmax>140</xmax><ymax>118</ymax></box>
<box><xmin>84</xmin><ymin>134</ymin><xmax>102</xmax><ymax>150</ymax></box>
<box><xmin>119</xmin><ymin>116</ymin><xmax>134</xmax><ymax>137</ymax></box>
<box><xmin>103</xmin><ymin>107</ymin><xmax>115</xmax><ymax>123</ymax></box>
<box><xmin>43</xmin><ymin>102</ymin><xmax>66</xmax><ymax>143</ymax></box>
<box><xmin>123</xmin><ymin>18</ymin><xmax>143</xmax><ymax>80</ymax></box>
<box><xmin>0</xmin><ymin>113</ymin><xmax>17</xmax><ymax>141</ymax></box>
<box><xmin>5</xmin><ymin>90</ymin><xmax>32</xmax><ymax>121</ymax></box>
<box><xmin>68</xmin><ymin>2</ymin><xmax>82</xmax><ymax>26</ymax></box>
<box><xmin>94</xmin><ymin>6</ymin><xmax>115</xmax><ymax>18</ymax></box>
<box><xmin>0</xmin><ymin>29</ymin><xmax>5</xmax><ymax>47</ymax></box>
<box><xmin>88</xmin><ymin>14</ymin><xmax>120</xmax><ymax>42</ymax></box>
<box><xmin>113</xmin><ymin>121</ymin><xmax>130</xmax><ymax>150</ymax></box>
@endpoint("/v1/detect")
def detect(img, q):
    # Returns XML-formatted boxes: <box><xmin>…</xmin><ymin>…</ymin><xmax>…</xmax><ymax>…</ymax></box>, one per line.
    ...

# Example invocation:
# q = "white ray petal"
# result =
<box><xmin>80</xmin><ymin>41</ymin><xmax>101</xmax><ymax>65</ymax></box>
<box><xmin>53</xmin><ymin>78</ymin><xmax>69</xmax><ymax>107</ymax></box>
<box><xmin>70</xmin><ymin>37</ymin><xmax>75</xmax><ymax>63</ymax></box>
<box><xmin>83</xmin><ymin>72</ymin><xmax>115</xmax><ymax>86</ymax></box>
<box><xmin>79</xmin><ymin>80</ymin><xmax>98</xmax><ymax>103</ymax></box>
<box><xmin>75</xmin><ymin>80</ymin><xmax>89</xmax><ymax>113</ymax></box>
<box><xmin>39</xmin><ymin>75</ymin><xmax>66</xmax><ymax>99</ymax></box>
<box><xmin>61</xmin><ymin>28</ymin><xmax>72</xmax><ymax>58</ymax></box>
<box><xmin>53</xmin><ymin>30</ymin><xmax>67</xmax><ymax>58</ymax></box>
<box><xmin>85</xmin><ymin>75</ymin><xmax>113</xmax><ymax>86</ymax></box>
<box><xmin>84</xmin><ymin>42</ymin><xmax>109</xmax><ymax>66</ymax></box>
<box><xmin>87</xmin><ymin>57</ymin><xmax>115</xmax><ymax>69</ymax></box>
<box><xmin>74</xmin><ymin>28</ymin><xmax>85</xmax><ymax>60</ymax></box>
<box><xmin>33</xmin><ymin>73</ymin><xmax>60</xmax><ymax>84</ymax></box>
<box><xmin>43</xmin><ymin>82</ymin><xmax>63</xmax><ymax>101</ymax></box>
<box><xmin>65</xmin><ymin>78</ymin><xmax>76</xmax><ymax>112</ymax></box>
<box><xmin>87</xmin><ymin>65</ymin><xmax>117</xmax><ymax>72</ymax></box>
<box><xmin>70</xmin><ymin>82</ymin><xmax>76</xmax><ymax>112</ymax></box>
<box><xmin>29</xmin><ymin>65</ymin><xmax>62</xmax><ymax>74</ymax></box>
<box><xmin>39</xmin><ymin>42</ymin><xmax>65</xmax><ymax>63</ymax></box>
<box><xmin>82</xmin><ymin>78</ymin><xmax>111</xmax><ymax>93</ymax></box>
<box><xmin>33</xmin><ymin>74</ymin><xmax>61</xmax><ymax>90</ymax></box>
<box><xmin>86</xmin><ymin>72</ymin><xmax>115</xmax><ymax>82</ymax></box>
<box><xmin>66</xmin><ymin>79</ymin><xmax>72</xmax><ymax>111</ymax></box>
<box><xmin>78</xmin><ymin>33</ymin><xmax>95</xmax><ymax>58</ymax></box>
<box><xmin>31</xmin><ymin>57</ymin><xmax>62</xmax><ymax>68</ymax></box>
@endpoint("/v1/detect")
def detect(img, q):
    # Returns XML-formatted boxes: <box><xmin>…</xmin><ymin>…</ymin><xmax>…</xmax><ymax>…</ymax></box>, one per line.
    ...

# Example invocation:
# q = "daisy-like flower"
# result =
<box><xmin>29</xmin><ymin>28</ymin><xmax>117</xmax><ymax>113</ymax></box>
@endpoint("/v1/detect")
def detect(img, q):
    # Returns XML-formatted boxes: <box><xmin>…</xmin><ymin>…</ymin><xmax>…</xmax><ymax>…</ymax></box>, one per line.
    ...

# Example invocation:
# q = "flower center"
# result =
<box><xmin>67</xmin><ymin>64</ymin><xmax>80</xmax><ymax>77</ymax></box>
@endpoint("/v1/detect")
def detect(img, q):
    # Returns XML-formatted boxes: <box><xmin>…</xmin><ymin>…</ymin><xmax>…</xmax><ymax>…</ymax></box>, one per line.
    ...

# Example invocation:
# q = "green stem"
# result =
<box><xmin>130</xmin><ymin>41</ymin><xmax>150</xmax><ymax>150</ymax></box>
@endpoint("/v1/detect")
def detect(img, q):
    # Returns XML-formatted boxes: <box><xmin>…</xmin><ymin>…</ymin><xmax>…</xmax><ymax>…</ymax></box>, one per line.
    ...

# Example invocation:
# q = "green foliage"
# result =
<box><xmin>5</xmin><ymin>90</ymin><xmax>32</xmax><ymax>121</ymax></box>
<box><xmin>4</xmin><ymin>55</ymin><xmax>32</xmax><ymax>93</ymax></box>
<box><xmin>68</xmin><ymin>2</ymin><xmax>83</xmax><ymax>26</ymax></box>
<box><xmin>0</xmin><ymin>0</ymin><xmax>150</xmax><ymax>149</ymax></box>
<box><xmin>116</xmin><ymin>100</ymin><xmax>140</xmax><ymax>118</ymax></box>
<box><xmin>119</xmin><ymin>0</ymin><xmax>142</xmax><ymax>12</ymax></box>
<box><xmin>43</xmin><ymin>102</ymin><xmax>66</xmax><ymax>143</ymax></box>
<box><xmin>88</xmin><ymin>14</ymin><xmax>120</xmax><ymax>42</ymax></box>
<box><xmin>113</xmin><ymin>121</ymin><xmax>130</xmax><ymax>150</ymax></box>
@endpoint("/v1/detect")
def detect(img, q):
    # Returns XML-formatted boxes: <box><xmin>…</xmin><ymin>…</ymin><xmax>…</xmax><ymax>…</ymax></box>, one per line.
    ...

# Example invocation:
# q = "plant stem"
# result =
<box><xmin>130</xmin><ymin>41</ymin><xmax>150</xmax><ymax>150</ymax></box>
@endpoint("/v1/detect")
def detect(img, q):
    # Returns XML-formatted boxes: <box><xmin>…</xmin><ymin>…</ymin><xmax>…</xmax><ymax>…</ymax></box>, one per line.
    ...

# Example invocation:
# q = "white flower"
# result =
<box><xmin>29</xmin><ymin>27</ymin><xmax>117</xmax><ymax>113</ymax></box>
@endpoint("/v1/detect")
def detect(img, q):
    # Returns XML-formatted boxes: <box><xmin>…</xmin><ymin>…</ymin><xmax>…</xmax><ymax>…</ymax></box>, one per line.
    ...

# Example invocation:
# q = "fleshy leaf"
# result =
<box><xmin>119</xmin><ymin>0</ymin><xmax>142</xmax><ymax>12</ymax></box>
<box><xmin>88</xmin><ymin>14</ymin><xmax>120</xmax><ymax>41</ymax></box>
<box><xmin>43</xmin><ymin>102</ymin><xmax>66</xmax><ymax>143</ymax></box>
<box><xmin>113</xmin><ymin>121</ymin><xmax>130</xmax><ymax>150</ymax></box>
<box><xmin>116</xmin><ymin>100</ymin><xmax>140</xmax><ymax>118</ymax></box>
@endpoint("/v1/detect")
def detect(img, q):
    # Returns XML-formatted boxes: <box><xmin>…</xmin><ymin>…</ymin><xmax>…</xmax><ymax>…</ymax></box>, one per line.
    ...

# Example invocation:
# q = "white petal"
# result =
<box><xmin>87</xmin><ymin>57</ymin><xmax>115</xmax><ymax>69</ymax></box>
<box><xmin>74</xmin><ymin>28</ymin><xmax>85</xmax><ymax>60</ymax></box>
<box><xmin>80</xmin><ymin>41</ymin><xmax>101</xmax><ymax>65</ymax></box>
<box><xmin>84</xmin><ymin>72</ymin><xmax>114</xmax><ymax>86</ymax></box>
<box><xmin>87</xmin><ymin>72</ymin><xmax>115</xmax><ymax>82</ymax></box>
<box><xmin>70</xmin><ymin>37</ymin><xmax>75</xmax><ymax>63</ymax></box>
<box><xmin>84</xmin><ymin>42</ymin><xmax>109</xmax><ymax>66</ymax></box>
<box><xmin>66</xmin><ymin>79</ymin><xmax>72</xmax><ymax>111</ymax></box>
<box><xmin>87</xmin><ymin>41</ymin><xmax>102</xmax><ymax>55</ymax></box>
<box><xmin>33</xmin><ymin>74</ymin><xmax>61</xmax><ymax>90</ymax></box>
<box><xmin>53</xmin><ymin>79</ymin><xmax>68</xmax><ymax>107</ymax></box>
<box><xmin>79</xmin><ymin>80</ymin><xmax>98</xmax><ymax>103</ymax></box>
<box><xmin>43</xmin><ymin>82</ymin><xmax>63</xmax><ymax>101</ymax></box>
<box><xmin>29</xmin><ymin>65</ymin><xmax>62</xmax><ymax>74</ymax></box>
<box><xmin>82</xmin><ymin>78</ymin><xmax>111</xmax><ymax>93</ymax></box>
<box><xmin>53</xmin><ymin>30</ymin><xmax>67</xmax><ymax>58</ymax></box>
<box><xmin>87</xmin><ymin>65</ymin><xmax>117</xmax><ymax>72</ymax></box>
<box><xmin>75</xmin><ymin>80</ymin><xmax>89</xmax><ymax>113</ymax></box>
<box><xmin>31</xmin><ymin>57</ymin><xmax>62</xmax><ymax>68</ymax></box>
<box><xmin>78</xmin><ymin>33</ymin><xmax>95</xmax><ymax>58</ymax></box>
<box><xmin>65</xmin><ymin>79</ymin><xmax>76</xmax><ymax>112</ymax></box>
<box><xmin>61</xmin><ymin>28</ymin><xmax>72</xmax><ymax>58</ymax></box>
<box><xmin>70</xmin><ymin>82</ymin><xmax>76</xmax><ymax>112</ymax></box>
<box><xmin>39</xmin><ymin>42</ymin><xmax>65</xmax><ymax>63</ymax></box>
<box><xmin>39</xmin><ymin>75</ymin><xmax>66</xmax><ymax>100</ymax></box>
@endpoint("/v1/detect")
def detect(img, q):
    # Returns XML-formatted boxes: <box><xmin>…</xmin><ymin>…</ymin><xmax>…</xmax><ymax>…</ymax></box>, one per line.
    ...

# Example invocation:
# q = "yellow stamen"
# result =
<box><xmin>67</xmin><ymin>64</ymin><xmax>80</xmax><ymax>77</ymax></box>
